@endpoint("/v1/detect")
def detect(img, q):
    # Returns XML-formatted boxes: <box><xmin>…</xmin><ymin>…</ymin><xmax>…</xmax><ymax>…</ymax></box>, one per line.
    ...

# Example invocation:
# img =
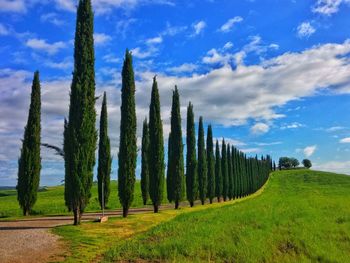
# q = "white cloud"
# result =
<box><xmin>202</xmin><ymin>48</ymin><xmax>233</xmax><ymax>65</ymax></box>
<box><xmin>26</xmin><ymin>38</ymin><xmax>67</xmax><ymax>55</ymax></box>
<box><xmin>241</xmin><ymin>148</ymin><xmax>261</xmax><ymax>153</ymax></box>
<box><xmin>146</xmin><ymin>36</ymin><xmax>163</xmax><ymax>45</ymax></box>
<box><xmin>312</xmin><ymin>0</ymin><xmax>350</xmax><ymax>16</ymax></box>
<box><xmin>40</xmin><ymin>12</ymin><xmax>65</xmax><ymax>26</ymax></box>
<box><xmin>131</xmin><ymin>46</ymin><xmax>158</xmax><ymax>59</ymax></box>
<box><xmin>326</xmin><ymin>126</ymin><xmax>346</xmax><ymax>132</ymax></box>
<box><xmin>251</xmin><ymin>123</ymin><xmax>270</xmax><ymax>135</ymax></box>
<box><xmin>0</xmin><ymin>0</ymin><xmax>26</xmax><ymax>13</ymax></box>
<box><xmin>304</xmin><ymin>145</ymin><xmax>317</xmax><ymax>157</ymax></box>
<box><xmin>3</xmin><ymin>40</ymin><xmax>350</xmax><ymax>184</ymax></box>
<box><xmin>192</xmin><ymin>20</ymin><xmax>206</xmax><ymax>36</ymax></box>
<box><xmin>219</xmin><ymin>16</ymin><xmax>243</xmax><ymax>33</ymax></box>
<box><xmin>162</xmin><ymin>22</ymin><xmax>187</xmax><ymax>36</ymax></box>
<box><xmin>297</xmin><ymin>22</ymin><xmax>316</xmax><ymax>38</ymax></box>
<box><xmin>313</xmin><ymin>160</ymin><xmax>350</xmax><ymax>175</ymax></box>
<box><xmin>340</xmin><ymin>137</ymin><xmax>350</xmax><ymax>143</ymax></box>
<box><xmin>280</xmin><ymin>122</ymin><xmax>305</xmax><ymax>130</ymax></box>
<box><xmin>255</xmin><ymin>141</ymin><xmax>282</xmax><ymax>146</ymax></box>
<box><xmin>54</xmin><ymin>0</ymin><xmax>76</xmax><ymax>12</ymax></box>
<box><xmin>94</xmin><ymin>33</ymin><xmax>112</xmax><ymax>46</ymax></box>
<box><xmin>0</xmin><ymin>23</ymin><xmax>9</xmax><ymax>35</ymax></box>
<box><xmin>103</xmin><ymin>54</ymin><xmax>120</xmax><ymax>63</ymax></box>
<box><xmin>167</xmin><ymin>63</ymin><xmax>198</xmax><ymax>73</ymax></box>
<box><xmin>223</xmin><ymin>42</ymin><xmax>233</xmax><ymax>50</ymax></box>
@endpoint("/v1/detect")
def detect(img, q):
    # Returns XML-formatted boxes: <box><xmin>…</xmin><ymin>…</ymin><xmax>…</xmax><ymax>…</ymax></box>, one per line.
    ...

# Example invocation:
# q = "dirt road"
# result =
<box><xmin>0</xmin><ymin>207</ymin><xmax>156</xmax><ymax>263</ymax></box>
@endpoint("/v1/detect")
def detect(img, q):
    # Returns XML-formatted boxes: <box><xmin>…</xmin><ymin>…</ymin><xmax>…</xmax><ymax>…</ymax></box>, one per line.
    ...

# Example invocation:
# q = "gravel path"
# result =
<box><xmin>0</xmin><ymin>207</ymin><xmax>156</xmax><ymax>263</ymax></box>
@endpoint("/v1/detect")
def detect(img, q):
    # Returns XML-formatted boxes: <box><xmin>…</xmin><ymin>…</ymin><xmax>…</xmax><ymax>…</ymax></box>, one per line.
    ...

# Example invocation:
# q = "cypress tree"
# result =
<box><xmin>227</xmin><ymin>144</ymin><xmax>233</xmax><ymax>200</ymax></box>
<box><xmin>197</xmin><ymin>117</ymin><xmax>207</xmax><ymax>205</ymax></box>
<box><xmin>64</xmin><ymin>0</ymin><xmax>97</xmax><ymax>225</ymax></box>
<box><xmin>97</xmin><ymin>92</ymin><xmax>111</xmax><ymax>210</ymax></box>
<box><xmin>221</xmin><ymin>139</ymin><xmax>228</xmax><ymax>201</ymax></box>
<box><xmin>186</xmin><ymin>102</ymin><xmax>197</xmax><ymax>207</ymax></box>
<box><xmin>166</xmin><ymin>134</ymin><xmax>173</xmax><ymax>203</ymax></box>
<box><xmin>17</xmin><ymin>71</ymin><xmax>41</xmax><ymax>216</ymax></box>
<box><xmin>167</xmin><ymin>86</ymin><xmax>184</xmax><ymax>209</ymax></box>
<box><xmin>141</xmin><ymin>118</ymin><xmax>150</xmax><ymax>205</ymax></box>
<box><xmin>149</xmin><ymin>76</ymin><xmax>165</xmax><ymax>213</ymax></box>
<box><xmin>215</xmin><ymin>140</ymin><xmax>222</xmax><ymax>202</ymax></box>
<box><xmin>118</xmin><ymin>50</ymin><xmax>137</xmax><ymax>218</ymax></box>
<box><xmin>206</xmin><ymin>125</ymin><xmax>215</xmax><ymax>204</ymax></box>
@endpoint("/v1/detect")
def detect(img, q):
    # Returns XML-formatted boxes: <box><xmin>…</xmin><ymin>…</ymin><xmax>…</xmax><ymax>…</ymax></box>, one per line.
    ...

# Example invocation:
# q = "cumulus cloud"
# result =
<box><xmin>303</xmin><ymin>145</ymin><xmax>317</xmax><ymax>157</ymax></box>
<box><xmin>223</xmin><ymin>42</ymin><xmax>233</xmax><ymax>50</ymax></box>
<box><xmin>219</xmin><ymin>16</ymin><xmax>243</xmax><ymax>33</ymax></box>
<box><xmin>40</xmin><ymin>13</ymin><xmax>65</xmax><ymax>26</ymax></box>
<box><xmin>167</xmin><ymin>63</ymin><xmax>198</xmax><ymax>73</ymax></box>
<box><xmin>191</xmin><ymin>20</ymin><xmax>206</xmax><ymax>36</ymax></box>
<box><xmin>340</xmin><ymin>137</ymin><xmax>350</xmax><ymax>143</ymax></box>
<box><xmin>312</xmin><ymin>0</ymin><xmax>350</xmax><ymax>16</ymax></box>
<box><xmin>250</xmin><ymin>123</ymin><xmax>270</xmax><ymax>135</ymax></box>
<box><xmin>313</xmin><ymin>160</ymin><xmax>350</xmax><ymax>175</ymax></box>
<box><xmin>297</xmin><ymin>22</ymin><xmax>316</xmax><ymax>38</ymax></box>
<box><xmin>2</xmin><ymin>39</ymin><xmax>350</xmax><ymax>184</ymax></box>
<box><xmin>26</xmin><ymin>38</ymin><xmax>67</xmax><ymax>55</ymax></box>
<box><xmin>0</xmin><ymin>0</ymin><xmax>26</xmax><ymax>13</ymax></box>
<box><xmin>94</xmin><ymin>33</ymin><xmax>112</xmax><ymax>46</ymax></box>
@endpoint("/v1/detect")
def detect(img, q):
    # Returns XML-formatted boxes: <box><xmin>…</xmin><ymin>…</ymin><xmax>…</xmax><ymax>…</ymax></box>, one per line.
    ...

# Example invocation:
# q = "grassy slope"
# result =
<box><xmin>0</xmin><ymin>181</ymin><xmax>165</xmax><ymax>218</ymax></box>
<box><xmin>102</xmin><ymin>170</ymin><xmax>350</xmax><ymax>263</ymax></box>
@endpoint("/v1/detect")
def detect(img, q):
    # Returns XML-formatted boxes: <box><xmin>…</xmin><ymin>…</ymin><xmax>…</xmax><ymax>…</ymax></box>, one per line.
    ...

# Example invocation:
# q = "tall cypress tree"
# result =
<box><xmin>215</xmin><ymin>140</ymin><xmax>222</xmax><ymax>202</ymax></box>
<box><xmin>166</xmin><ymin>134</ymin><xmax>173</xmax><ymax>202</ymax></box>
<box><xmin>227</xmin><ymin>144</ymin><xmax>233</xmax><ymax>200</ymax></box>
<box><xmin>17</xmin><ymin>71</ymin><xmax>41</xmax><ymax>216</ymax></box>
<box><xmin>118</xmin><ymin>50</ymin><xmax>137</xmax><ymax>218</ymax></box>
<box><xmin>141</xmin><ymin>118</ymin><xmax>150</xmax><ymax>206</ymax></box>
<box><xmin>64</xmin><ymin>0</ymin><xmax>97</xmax><ymax>225</ymax></box>
<box><xmin>206</xmin><ymin>125</ymin><xmax>215</xmax><ymax>204</ymax></box>
<box><xmin>221</xmin><ymin>139</ymin><xmax>228</xmax><ymax>201</ymax></box>
<box><xmin>149</xmin><ymin>76</ymin><xmax>165</xmax><ymax>213</ymax></box>
<box><xmin>197</xmin><ymin>117</ymin><xmax>207</xmax><ymax>205</ymax></box>
<box><xmin>186</xmin><ymin>102</ymin><xmax>197</xmax><ymax>207</ymax></box>
<box><xmin>97</xmin><ymin>92</ymin><xmax>111</xmax><ymax>210</ymax></box>
<box><xmin>167</xmin><ymin>86</ymin><xmax>184</xmax><ymax>209</ymax></box>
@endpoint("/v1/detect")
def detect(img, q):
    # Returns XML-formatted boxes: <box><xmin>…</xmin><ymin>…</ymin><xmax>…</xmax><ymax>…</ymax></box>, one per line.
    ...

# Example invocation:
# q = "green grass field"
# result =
<box><xmin>100</xmin><ymin>170</ymin><xmax>350</xmax><ymax>263</ymax></box>
<box><xmin>0</xmin><ymin>180</ymin><xmax>166</xmax><ymax>218</ymax></box>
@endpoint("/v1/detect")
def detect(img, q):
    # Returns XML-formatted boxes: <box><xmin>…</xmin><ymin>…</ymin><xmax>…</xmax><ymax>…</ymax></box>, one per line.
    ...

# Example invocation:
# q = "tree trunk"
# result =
<box><xmin>201</xmin><ymin>200</ymin><xmax>205</xmax><ymax>205</ymax></box>
<box><xmin>209</xmin><ymin>199</ymin><xmax>213</xmax><ymax>204</ymax></box>
<box><xmin>190</xmin><ymin>201</ymin><xmax>194</xmax><ymax>207</ymax></box>
<box><xmin>23</xmin><ymin>208</ymin><xmax>29</xmax><ymax>216</ymax></box>
<box><xmin>153</xmin><ymin>204</ymin><xmax>159</xmax><ymax>213</ymax></box>
<box><xmin>217</xmin><ymin>196</ymin><xmax>221</xmax><ymax>202</ymax></box>
<box><xmin>223</xmin><ymin>197</ymin><xmax>227</xmax><ymax>202</ymax></box>
<box><xmin>123</xmin><ymin>206</ymin><xmax>128</xmax><ymax>218</ymax></box>
<box><xmin>175</xmin><ymin>201</ymin><xmax>179</xmax><ymax>209</ymax></box>
<box><xmin>73</xmin><ymin>207</ymin><xmax>80</xmax><ymax>225</ymax></box>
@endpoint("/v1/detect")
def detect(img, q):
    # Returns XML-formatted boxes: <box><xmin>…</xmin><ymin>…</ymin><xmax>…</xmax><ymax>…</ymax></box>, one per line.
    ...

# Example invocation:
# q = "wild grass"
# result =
<box><xmin>102</xmin><ymin>170</ymin><xmax>350</xmax><ymax>263</ymax></box>
<box><xmin>0</xmin><ymin>181</ymin><xmax>164</xmax><ymax>218</ymax></box>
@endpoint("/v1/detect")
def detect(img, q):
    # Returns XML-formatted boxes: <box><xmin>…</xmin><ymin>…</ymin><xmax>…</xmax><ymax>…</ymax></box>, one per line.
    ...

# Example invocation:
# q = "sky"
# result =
<box><xmin>0</xmin><ymin>0</ymin><xmax>350</xmax><ymax>186</ymax></box>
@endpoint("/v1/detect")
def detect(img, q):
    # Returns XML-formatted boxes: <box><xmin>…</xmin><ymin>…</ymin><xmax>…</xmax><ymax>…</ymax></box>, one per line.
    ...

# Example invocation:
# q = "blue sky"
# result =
<box><xmin>1</xmin><ymin>0</ymin><xmax>350</xmax><ymax>186</ymax></box>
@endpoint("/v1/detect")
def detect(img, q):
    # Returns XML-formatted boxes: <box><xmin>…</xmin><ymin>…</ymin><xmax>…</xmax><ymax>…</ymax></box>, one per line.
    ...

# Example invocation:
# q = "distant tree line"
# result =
<box><xmin>17</xmin><ymin>0</ymin><xmax>272</xmax><ymax>223</ymax></box>
<box><xmin>278</xmin><ymin>157</ymin><xmax>312</xmax><ymax>170</ymax></box>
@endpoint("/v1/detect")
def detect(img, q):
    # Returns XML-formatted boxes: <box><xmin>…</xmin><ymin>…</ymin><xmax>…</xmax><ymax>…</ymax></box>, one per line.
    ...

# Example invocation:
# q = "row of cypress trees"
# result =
<box><xmin>140</xmin><ymin>88</ymin><xmax>272</xmax><ymax>209</ymax></box>
<box><xmin>16</xmin><ymin>0</ymin><xmax>271</xmax><ymax>223</ymax></box>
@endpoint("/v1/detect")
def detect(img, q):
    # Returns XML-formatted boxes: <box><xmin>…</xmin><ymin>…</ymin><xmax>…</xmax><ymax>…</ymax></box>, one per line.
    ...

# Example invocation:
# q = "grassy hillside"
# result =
<box><xmin>101</xmin><ymin>170</ymin><xmax>350</xmax><ymax>262</ymax></box>
<box><xmin>0</xmin><ymin>181</ymin><xmax>166</xmax><ymax>218</ymax></box>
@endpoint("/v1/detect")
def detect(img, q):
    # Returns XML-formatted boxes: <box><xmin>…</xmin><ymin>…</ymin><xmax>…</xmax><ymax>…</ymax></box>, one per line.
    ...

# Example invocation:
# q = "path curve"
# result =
<box><xmin>0</xmin><ymin>206</ymin><xmax>162</xmax><ymax>263</ymax></box>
